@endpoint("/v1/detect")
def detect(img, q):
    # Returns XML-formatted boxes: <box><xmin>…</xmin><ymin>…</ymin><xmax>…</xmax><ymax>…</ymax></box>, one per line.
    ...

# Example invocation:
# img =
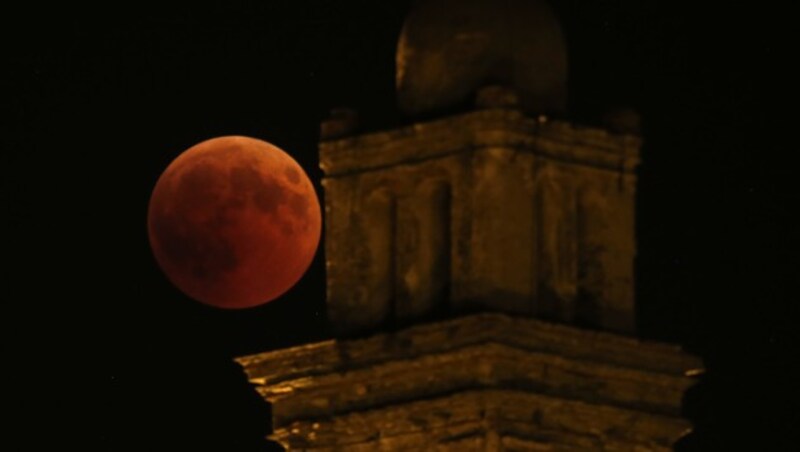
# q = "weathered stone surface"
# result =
<box><xmin>238</xmin><ymin>314</ymin><xmax>699</xmax><ymax>386</ymax></box>
<box><xmin>273</xmin><ymin>390</ymin><xmax>688</xmax><ymax>451</ymax></box>
<box><xmin>272</xmin><ymin>390</ymin><xmax>689</xmax><ymax>451</ymax></box>
<box><xmin>320</xmin><ymin>110</ymin><xmax>639</xmax><ymax>176</ymax></box>
<box><xmin>235</xmin><ymin>2</ymin><xmax>699</xmax><ymax>450</ymax></box>
<box><xmin>320</xmin><ymin>108</ymin><xmax>359</xmax><ymax>140</ymax></box>
<box><xmin>321</xmin><ymin>108</ymin><xmax>640</xmax><ymax>335</ymax></box>
<box><xmin>237</xmin><ymin>314</ymin><xmax>699</xmax><ymax>451</ymax></box>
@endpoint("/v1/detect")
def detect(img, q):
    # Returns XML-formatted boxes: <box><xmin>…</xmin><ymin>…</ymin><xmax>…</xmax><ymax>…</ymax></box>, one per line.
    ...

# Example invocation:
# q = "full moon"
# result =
<box><xmin>148</xmin><ymin>136</ymin><xmax>321</xmax><ymax>309</ymax></box>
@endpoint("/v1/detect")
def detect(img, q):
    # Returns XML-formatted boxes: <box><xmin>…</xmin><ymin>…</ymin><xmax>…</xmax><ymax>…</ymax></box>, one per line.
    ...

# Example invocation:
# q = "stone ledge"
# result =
<box><xmin>237</xmin><ymin>313</ymin><xmax>702</xmax><ymax>385</ymax></box>
<box><xmin>271</xmin><ymin>389</ymin><xmax>689</xmax><ymax>451</ymax></box>
<box><xmin>319</xmin><ymin>110</ymin><xmax>641</xmax><ymax>177</ymax></box>
<box><xmin>237</xmin><ymin>314</ymin><xmax>701</xmax><ymax>435</ymax></box>
<box><xmin>251</xmin><ymin>341</ymin><xmax>694</xmax><ymax>426</ymax></box>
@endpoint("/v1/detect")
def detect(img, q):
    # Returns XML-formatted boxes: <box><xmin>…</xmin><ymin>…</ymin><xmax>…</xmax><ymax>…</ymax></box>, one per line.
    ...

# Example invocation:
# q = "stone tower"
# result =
<box><xmin>238</xmin><ymin>1</ymin><xmax>701</xmax><ymax>450</ymax></box>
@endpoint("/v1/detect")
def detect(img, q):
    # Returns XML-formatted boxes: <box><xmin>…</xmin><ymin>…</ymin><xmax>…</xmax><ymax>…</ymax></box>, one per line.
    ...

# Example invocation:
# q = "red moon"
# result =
<box><xmin>147</xmin><ymin>136</ymin><xmax>321</xmax><ymax>309</ymax></box>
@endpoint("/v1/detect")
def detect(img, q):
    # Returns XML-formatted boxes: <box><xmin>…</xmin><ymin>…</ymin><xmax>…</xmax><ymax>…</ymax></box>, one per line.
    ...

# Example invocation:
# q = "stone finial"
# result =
<box><xmin>396</xmin><ymin>0</ymin><xmax>567</xmax><ymax>116</ymax></box>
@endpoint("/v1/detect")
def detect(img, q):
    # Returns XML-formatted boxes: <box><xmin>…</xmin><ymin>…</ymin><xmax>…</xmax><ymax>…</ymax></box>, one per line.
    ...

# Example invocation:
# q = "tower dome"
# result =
<box><xmin>396</xmin><ymin>0</ymin><xmax>568</xmax><ymax>116</ymax></box>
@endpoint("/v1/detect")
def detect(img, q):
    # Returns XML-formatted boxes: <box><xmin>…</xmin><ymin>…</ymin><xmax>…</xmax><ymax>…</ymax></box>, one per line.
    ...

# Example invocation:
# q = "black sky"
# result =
<box><xmin>7</xmin><ymin>1</ymin><xmax>796</xmax><ymax>450</ymax></box>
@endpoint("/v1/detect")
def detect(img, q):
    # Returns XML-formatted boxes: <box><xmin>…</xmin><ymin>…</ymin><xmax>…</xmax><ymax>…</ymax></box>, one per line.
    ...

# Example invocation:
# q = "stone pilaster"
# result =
<box><xmin>321</xmin><ymin>108</ymin><xmax>640</xmax><ymax>335</ymax></box>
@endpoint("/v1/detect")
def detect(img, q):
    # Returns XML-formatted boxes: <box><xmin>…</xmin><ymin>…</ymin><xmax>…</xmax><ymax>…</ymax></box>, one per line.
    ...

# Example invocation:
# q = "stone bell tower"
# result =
<box><xmin>238</xmin><ymin>0</ymin><xmax>701</xmax><ymax>450</ymax></box>
<box><xmin>321</xmin><ymin>96</ymin><xmax>640</xmax><ymax>335</ymax></box>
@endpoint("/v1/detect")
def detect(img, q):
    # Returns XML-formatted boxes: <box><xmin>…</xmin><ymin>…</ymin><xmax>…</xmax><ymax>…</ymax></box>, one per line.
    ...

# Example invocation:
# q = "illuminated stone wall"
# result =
<box><xmin>236</xmin><ymin>96</ymin><xmax>701</xmax><ymax>452</ymax></box>
<box><xmin>320</xmin><ymin>102</ymin><xmax>640</xmax><ymax>335</ymax></box>
<box><xmin>238</xmin><ymin>314</ymin><xmax>701</xmax><ymax>450</ymax></box>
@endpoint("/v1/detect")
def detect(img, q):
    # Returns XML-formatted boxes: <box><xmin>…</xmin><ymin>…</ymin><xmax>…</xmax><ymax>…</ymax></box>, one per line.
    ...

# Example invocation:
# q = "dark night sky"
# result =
<box><xmin>7</xmin><ymin>1</ymin><xmax>796</xmax><ymax>450</ymax></box>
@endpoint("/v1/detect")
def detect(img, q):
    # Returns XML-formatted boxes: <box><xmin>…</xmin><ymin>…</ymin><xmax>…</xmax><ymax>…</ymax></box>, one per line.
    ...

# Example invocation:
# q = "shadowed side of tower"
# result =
<box><xmin>238</xmin><ymin>1</ymin><xmax>701</xmax><ymax>450</ymax></box>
